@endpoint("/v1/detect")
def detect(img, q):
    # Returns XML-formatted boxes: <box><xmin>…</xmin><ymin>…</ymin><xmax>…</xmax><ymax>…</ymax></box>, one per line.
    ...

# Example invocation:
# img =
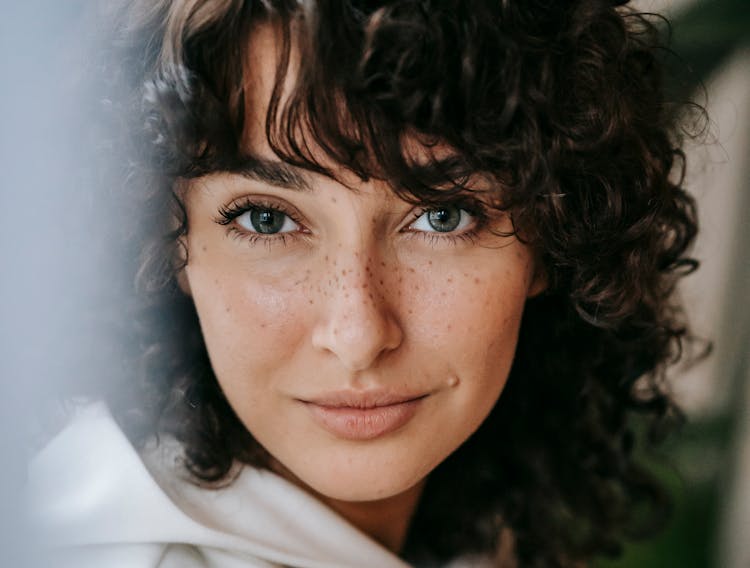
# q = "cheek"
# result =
<box><xmin>400</xmin><ymin>261</ymin><xmax>529</xmax><ymax>353</ymax></box>
<box><xmin>398</xmin><ymin>254</ymin><xmax>530</xmax><ymax>424</ymax></box>
<box><xmin>185</xmin><ymin>259</ymin><xmax>312</xmax><ymax>384</ymax></box>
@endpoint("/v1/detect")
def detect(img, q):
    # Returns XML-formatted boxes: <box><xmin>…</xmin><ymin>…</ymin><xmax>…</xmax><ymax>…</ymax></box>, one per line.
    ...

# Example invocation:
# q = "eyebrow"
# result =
<box><xmin>228</xmin><ymin>157</ymin><xmax>314</xmax><ymax>192</ymax></box>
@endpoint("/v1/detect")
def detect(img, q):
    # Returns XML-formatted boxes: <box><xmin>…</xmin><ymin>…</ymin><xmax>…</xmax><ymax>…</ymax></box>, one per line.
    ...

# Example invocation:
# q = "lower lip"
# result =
<box><xmin>303</xmin><ymin>398</ymin><xmax>424</xmax><ymax>441</ymax></box>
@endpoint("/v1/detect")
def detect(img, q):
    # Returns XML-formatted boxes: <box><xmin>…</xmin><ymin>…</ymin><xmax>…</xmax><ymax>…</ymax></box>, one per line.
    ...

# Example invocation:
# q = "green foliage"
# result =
<box><xmin>666</xmin><ymin>0</ymin><xmax>750</xmax><ymax>93</ymax></box>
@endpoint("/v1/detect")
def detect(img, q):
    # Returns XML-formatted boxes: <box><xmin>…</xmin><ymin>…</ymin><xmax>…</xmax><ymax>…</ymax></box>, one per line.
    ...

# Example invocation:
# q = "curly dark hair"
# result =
<box><xmin>86</xmin><ymin>0</ymin><xmax>702</xmax><ymax>565</ymax></box>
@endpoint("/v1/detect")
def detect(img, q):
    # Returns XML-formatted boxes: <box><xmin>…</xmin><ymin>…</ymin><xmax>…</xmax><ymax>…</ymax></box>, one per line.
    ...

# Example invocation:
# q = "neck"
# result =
<box><xmin>315</xmin><ymin>480</ymin><xmax>426</xmax><ymax>553</ymax></box>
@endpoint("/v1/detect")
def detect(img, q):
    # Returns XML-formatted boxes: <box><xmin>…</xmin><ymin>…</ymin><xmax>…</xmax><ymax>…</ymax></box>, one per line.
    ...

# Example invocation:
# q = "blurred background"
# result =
<box><xmin>0</xmin><ymin>2</ymin><xmax>96</xmax><ymax>566</ymax></box>
<box><xmin>2</xmin><ymin>1</ymin><xmax>747</xmax><ymax>567</ymax></box>
<box><xmin>596</xmin><ymin>1</ymin><xmax>750</xmax><ymax>567</ymax></box>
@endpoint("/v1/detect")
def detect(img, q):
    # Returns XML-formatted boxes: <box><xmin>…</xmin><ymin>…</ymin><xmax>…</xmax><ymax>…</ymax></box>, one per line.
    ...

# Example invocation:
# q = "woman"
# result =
<box><xmin>30</xmin><ymin>0</ymin><xmax>701</xmax><ymax>566</ymax></box>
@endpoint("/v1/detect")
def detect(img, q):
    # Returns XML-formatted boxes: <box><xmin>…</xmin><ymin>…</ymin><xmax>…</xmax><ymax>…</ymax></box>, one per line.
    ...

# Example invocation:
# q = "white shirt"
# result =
<box><xmin>27</xmin><ymin>402</ymin><xmax>411</xmax><ymax>568</ymax></box>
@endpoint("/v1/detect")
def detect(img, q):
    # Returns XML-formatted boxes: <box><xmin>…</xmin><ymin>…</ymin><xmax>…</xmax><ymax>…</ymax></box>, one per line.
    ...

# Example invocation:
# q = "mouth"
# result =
<box><xmin>299</xmin><ymin>390</ymin><xmax>428</xmax><ymax>441</ymax></box>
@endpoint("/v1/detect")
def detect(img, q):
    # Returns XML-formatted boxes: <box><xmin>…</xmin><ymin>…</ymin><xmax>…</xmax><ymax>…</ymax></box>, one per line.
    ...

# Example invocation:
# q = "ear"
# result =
<box><xmin>176</xmin><ymin>265</ymin><xmax>192</xmax><ymax>297</ymax></box>
<box><xmin>172</xmin><ymin>179</ymin><xmax>192</xmax><ymax>297</ymax></box>
<box><xmin>174</xmin><ymin>238</ymin><xmax>192</xmax><ymax>297</ymax></box>
<box><xmin>527</xmin><ymin>261</ymin><xmax>548</xmax><ymax>299</ymax></box>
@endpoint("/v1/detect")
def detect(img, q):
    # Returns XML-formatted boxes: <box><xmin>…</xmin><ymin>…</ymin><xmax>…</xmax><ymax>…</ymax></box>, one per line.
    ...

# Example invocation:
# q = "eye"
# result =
<box><xmin>410</xmin><ymin>205</ymin><xmax>474</xmax><ymax>233</ymax></box>
<box><xmin>236</xmin><ymin>207</ymin><xmax>299</xmax><ymax>234</ymax></box>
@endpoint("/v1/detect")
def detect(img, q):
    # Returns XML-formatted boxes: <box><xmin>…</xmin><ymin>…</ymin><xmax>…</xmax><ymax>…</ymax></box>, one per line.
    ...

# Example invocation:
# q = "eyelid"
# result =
<box><xmin>409</xmin><ymin>208</ymin><xmax>474</xmax><ymax>233</ymax></box>
<box><xmin>214</xmin><ymin>195</ymin><xmax>305</xmax><ymax>228</ymax></box>
<box><xmin>404</xmin><ymin>199</ymin><xmax>488</xmax><ymax>233</ymax></box>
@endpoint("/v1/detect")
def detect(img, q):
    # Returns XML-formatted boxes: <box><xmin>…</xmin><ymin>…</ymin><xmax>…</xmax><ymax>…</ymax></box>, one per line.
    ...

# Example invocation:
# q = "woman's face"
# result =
<box><xmin>179</xmin><ymin>25</ymin><xmax>543</xmax><ymax>503</ymax></box>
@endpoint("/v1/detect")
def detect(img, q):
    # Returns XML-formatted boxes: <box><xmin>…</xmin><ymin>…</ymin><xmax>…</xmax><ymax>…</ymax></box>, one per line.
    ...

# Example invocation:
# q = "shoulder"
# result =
<box><xmin>28</xmin><ymin>402</ymin><xmax>199</xmax><ymax>541</ymax></box>
<box><xmin>27</xmin><ymin>402</ymin><xmax>213</xmax><ymax>566</ymax></box>
<box><xmin>26</xmin><ymin>402</ymin><xmax>277</xmax><ymax>566</ymax></box>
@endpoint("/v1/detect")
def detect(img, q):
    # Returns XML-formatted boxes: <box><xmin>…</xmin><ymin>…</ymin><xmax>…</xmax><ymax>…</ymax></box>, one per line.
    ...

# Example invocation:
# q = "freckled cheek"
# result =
<box><xmin>400</xmin><ymin>269</ymin><xmax>527</xmax><ymax>344</ymax></box>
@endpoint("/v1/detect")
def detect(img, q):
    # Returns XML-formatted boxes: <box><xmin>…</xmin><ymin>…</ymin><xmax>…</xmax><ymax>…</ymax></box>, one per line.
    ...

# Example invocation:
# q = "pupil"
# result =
<box><xmin>250</xmin><ymin>208</ymin><xmax>285</xmax><ymax>234</ymax></box>
<box><xmin>427</xmin><ymin>207</ymin><xmax>461</xmax><ymax>232</ymax></box>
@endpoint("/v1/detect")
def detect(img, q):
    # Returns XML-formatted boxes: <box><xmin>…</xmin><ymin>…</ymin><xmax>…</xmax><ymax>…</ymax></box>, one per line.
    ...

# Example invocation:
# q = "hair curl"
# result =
<box><xmin>89</xmin><ymin>0</ymin><xmax>702</xmax><ymax>565</ymax></box>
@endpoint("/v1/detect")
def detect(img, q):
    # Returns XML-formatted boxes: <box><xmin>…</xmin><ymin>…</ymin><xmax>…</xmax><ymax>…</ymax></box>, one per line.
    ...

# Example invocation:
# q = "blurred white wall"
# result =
<box><xmin>1</xmin><ymin>3</ymin><xmax>91</xmax><ymax>566</ymax></box>
<box><xmin>697</xmin><ymin>48</ymin><xmax>750</xmax><ymax>568</ymax></box>
<box><xmin>633</xmin><ymin>0</ymin><xmax>701</xmax><ymax>14</ymax></box>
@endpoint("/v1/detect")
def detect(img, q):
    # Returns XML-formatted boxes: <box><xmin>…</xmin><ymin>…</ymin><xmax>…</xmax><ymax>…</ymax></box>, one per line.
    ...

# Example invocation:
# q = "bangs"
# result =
<box><xmin>141</xmin><ymin>0</ymin><xmax>519</xmax><ymax>207</ymax></box>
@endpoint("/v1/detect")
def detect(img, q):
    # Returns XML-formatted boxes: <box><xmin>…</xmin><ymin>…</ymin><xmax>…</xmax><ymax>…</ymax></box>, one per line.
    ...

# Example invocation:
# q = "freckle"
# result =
<box><xmin>225</xmin><ymin>306</ymin><xmax>231</xmax><ymax>313</ymax></box>
<box><xmin>408</xmin><ymin>309</ymin><xmax>413</xmax><ymax>315</ymax></box>
<box><xmin>344</xmin><ymin>293</ymin><xmax>349</xmax><ymax>298</ymax></box>
<box><xmin>214</xmin><ymin>279</ymin><xmax>219</xmax><ymax>285</ymax></box>
<box><xmin>324</xmin><ymin>255</ymin><xmax>329</xmax><ymax>262</ymax></box>
<box><xmin>333</xmin><ymin>328</ymin><xmax>338</xmax><ymax>336</ymax></box>
<box><xmin>380</xmin><ymin>261</ymin><xmax>386</xmax><ymax>267</ymax></box>
<box><xmin>363</xmin><ymin>283</ymin><xmax>369</xmax><ymax>289</ymax></box>
<box><xmin>201</xmin><ymin>245</ymin><xmax>207</xmax><ymax>252</ymax></box>
<box><xmin>308</xmin><ymin>299</ymin><xmax>314</xmax><ymax>305</ymax></box>
<box><xmin>447</xmin><ymin>277</ymin><xmax>453</xmax><ymax>283</ymax></box>
<box><xmin>331</xmin><ymin>196</ymin><xmax>337</xmax><ymax>203</ymax></box>
<box><xmin>333</xmin><ymin>259</ymin><xmax>337</xmax><ymax>266</ymax></box>
<box><xmin>379</xmin><ymin>280</ymin><xmax>384</xmax><ymax>285</ymax></box>
<box><xmin>342</xmin><ymin>269</ymin><xmax>346</xmax><ymax>276</ymax></box>
<box><xmin>447</xmin><ymin>324</ymin><xmax>452</xmax><ymax>331</ymax></box>
<box><xmin>414</xmin><ymin>285</ymin><xmax>419</xmax><ymax>291</ymax></box>
<box><xmin>441</xmin><ymin>291</ymin><xmax>446</xmax><ymax>297</ymax></box>
<box><xmin>260</xmin><ymin>323</ymin><xmax>266</xmax><ymax>329</ymax></box>
<box><xmin>368</xmin><ymin>293</ymin><xmax>374</xmax><ymax>300</ymax></box>
<box><xmin>474</xmin><ymin>277</ymin><xmax>481</xmax><ymax>285</ymax></box>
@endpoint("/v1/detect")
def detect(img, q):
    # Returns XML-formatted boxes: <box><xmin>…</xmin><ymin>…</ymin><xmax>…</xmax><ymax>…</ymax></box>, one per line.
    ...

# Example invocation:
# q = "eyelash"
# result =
<box><xmin>404</xmin><ymin>201</ymin><xmax>487</xmax><ymax>246</ymax></box>
<box><xmin>214</xmin><ymin>197</ymin><xmax>489</xmax><ymax>248</ymax></box>
<box><xmin>215</xmin><ymin>197</ymin><xmax>306</xmax><ymax>247</ymax></box>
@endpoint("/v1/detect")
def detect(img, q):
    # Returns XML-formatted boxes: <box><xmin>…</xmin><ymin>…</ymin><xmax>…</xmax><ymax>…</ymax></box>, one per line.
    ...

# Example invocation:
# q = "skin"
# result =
<box><xmin>178</xmin><ymin>24</ymin><xmax>544</xmax><ymax>554</ymax></box>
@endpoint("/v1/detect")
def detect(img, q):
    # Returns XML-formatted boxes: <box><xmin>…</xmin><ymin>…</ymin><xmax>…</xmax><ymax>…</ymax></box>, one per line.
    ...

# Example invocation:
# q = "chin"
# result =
<box><xmin>312</xmin><ymin>477</ymin><xmax>418</xmax><ymax>503</ymax></box>
<box><xmin>292</xmin><ymin>455</ymin><xmax>430</xmax><ymax>503</ymax></box>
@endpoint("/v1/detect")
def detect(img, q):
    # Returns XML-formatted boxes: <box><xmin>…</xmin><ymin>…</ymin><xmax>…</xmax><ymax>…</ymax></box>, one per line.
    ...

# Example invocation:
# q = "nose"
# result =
<box><xmin>311</xmin><ymin>254</ymin><xmax>403</xmax><ymax>372</ymax></box>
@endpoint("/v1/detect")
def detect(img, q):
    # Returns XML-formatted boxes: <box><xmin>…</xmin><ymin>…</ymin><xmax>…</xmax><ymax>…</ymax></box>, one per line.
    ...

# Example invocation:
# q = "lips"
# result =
<box><xmin>300</xmin><ymin>391</ymin><xmax>427</xmax><ymax>441</ymax></box>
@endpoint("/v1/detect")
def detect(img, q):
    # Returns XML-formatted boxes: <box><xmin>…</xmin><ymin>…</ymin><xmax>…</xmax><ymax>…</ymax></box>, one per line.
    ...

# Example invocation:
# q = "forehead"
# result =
<box><xmin>241</xmin><ymin>23</ymin><xmax>287</xmax><ymax>159</ymax></box>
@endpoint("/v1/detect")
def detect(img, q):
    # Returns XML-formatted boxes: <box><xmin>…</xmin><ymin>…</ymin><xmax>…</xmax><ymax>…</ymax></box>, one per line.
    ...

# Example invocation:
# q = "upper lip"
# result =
<box><xmin>300</xmin><ymin>389</ymin><xmax>429</xmax><ymax>409</ymax></box>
